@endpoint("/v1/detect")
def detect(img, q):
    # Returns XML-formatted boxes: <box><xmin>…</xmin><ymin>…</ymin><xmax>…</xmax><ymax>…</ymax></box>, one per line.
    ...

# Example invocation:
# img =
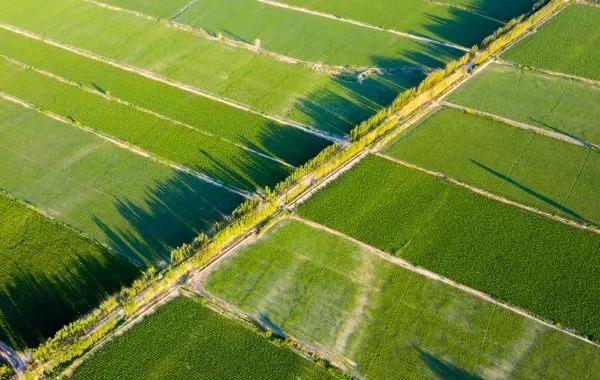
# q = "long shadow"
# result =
<box><xmin>414</xmin><ymin>346</ymin><xmax>483</xmax><ymax>380</ymax></box>
<box><xmin>530</xmin><ymin>117</ymin><xmax>597</xmax><ymax>150</ymax></box>
<box><xmin>469</xmin><ymin>159</ymin><xmax>596</xmax><ymax>226</ymax></box>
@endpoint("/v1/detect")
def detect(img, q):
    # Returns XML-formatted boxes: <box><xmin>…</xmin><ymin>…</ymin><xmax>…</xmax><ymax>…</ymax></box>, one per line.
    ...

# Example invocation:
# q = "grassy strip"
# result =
<box><xmin>383</xmin><ymin>107</ymin><xmax>600</xmax><ymax>225</ymax></box>
<box><xmin>203</xmin><ymin>219</ymin><xmax>600</xmax><ymax>379</ymax></box>
<box><xmin>298</xmin><ymin>155</ymin><xmax>600</xmax><ymax>339</ymax></box>
<box><xmin>22</xmin><ymin>1</ymin><xmax>565</xmax><ymax>376</ymax></box>
<box><xmin>72</xmin><ymin>296</ymin><xmax>333</xmax><ymax>380</ymax></box>
<box><xmin>502</xmin><ymin>3</ymin><xmax>600</xmax><ymax>81</ymax></box>
<box><xmin>0</xmin><ymin>28</ymin><xmax>330</xmax><ymax>167</ymax></box>
<box><xmin>447</xmin><ymin>62</ymin><xmax>600</xmax><ymax>146</ymax></box>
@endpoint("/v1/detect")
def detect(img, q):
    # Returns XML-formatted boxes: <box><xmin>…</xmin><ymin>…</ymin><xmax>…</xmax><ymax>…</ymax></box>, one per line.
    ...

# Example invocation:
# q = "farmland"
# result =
<box><xmin>447</xmin><ymin>63</ymin><xmax>600</xmax><ymax>146</ymax></box>
<box><xmin>298</xmin><ymin>155</ymin><xmax>600</xmax><ymax>339</ymax></box>
<box><xmin>384</xmin><ymin>107</ymin><xmax>600</xmax><ymax>225</ymax></box>
<box><xmin>202</xmin><ymin>219</ymin><xmax>600</xmax><ymax>379</ymax></box>
<box><xmin>72</xmin><ymin>296</ymin><xmax>332</xmax><ymax>380</ymax></box>
<box><xmin>0</xmin><ymin>192</ymin><xmax>138</xmax><ymax>349</ymax></box>
<box><xmin>503</xmin><ymin>3</ymin><xmax>600</xmax><ymax>82</ymax></box>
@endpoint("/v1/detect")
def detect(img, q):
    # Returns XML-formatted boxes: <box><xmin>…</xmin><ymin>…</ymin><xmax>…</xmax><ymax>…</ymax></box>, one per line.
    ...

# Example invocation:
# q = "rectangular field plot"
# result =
<box><xmin>100</xmin><ymin>0</ymin><xmax>191</xmax><ymax>19</ymax></box>
<box><xmin>0</xmin><ymin>29</ymin><xmax>330</xmax><ymax>168</ymax></box>
<box><xmin>447</xmin><ymin>63</ymin><xmax>600</xmax><ymax>146</ymax></box>
<box><xmin>277</xmin><ymin>0</ymin><xmax>538</xmax><ymax>47</ymax></box>
<box><xmin>0</xmin><ymin>99</ymin><xmax>242</xmax><ymax>266</ymax></box>
<box><xmin>0</xmin><ymin>193</ymin><xmax>138</xmax><ymax>349</ymax></box>
<box><xmin>202</xmin><ymin>219</ymin><xmax>599</xmax><ymax>379</ymax></box>
<box><xmin>298</xmin><ymin>155</ymin><xmax>600</xmax><ymax>339</ymax></box>
<box><xmin>383</xmin><ymin>107</ymin><xmax>600</xmax><ymax>225</ymax></box>
<box><xmin>0</xmin><ymin>0</ymin><xmax>431</xmax><ymax>136</ymax></box>
<box><xmin>72</xmin><ymin>296</ymin><xmax>332</xmax><ymax>380</ymax></box>
<box><xmin>0</xmin><ymin>58</ymin><xmax>291</xmax><ymax>191</ymax></box>
<box><xmin>502</xmin><ymin>3</ymin><xmax>600</xmax><ymax>82</ymax></box>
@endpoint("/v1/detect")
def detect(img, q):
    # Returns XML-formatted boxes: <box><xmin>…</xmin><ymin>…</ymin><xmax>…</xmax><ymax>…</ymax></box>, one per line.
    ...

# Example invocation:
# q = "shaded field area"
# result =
<box><xmin>0</xmin><ymin>193</ymin><xmax>139</xmax><ymax>349</ymax></box>
<box><xmin>276</xmin><ymin>0</ymin><xmax>538</xmax><ymax>46</ymax></box>
<box><xmin>383</xmin><ymin>107</ymin><xmax>600</xmax><ymax>225</ymax></box>
<box><xmin>298</xmin><ymin>155</ymin><xmax>600</xmax><ymax>339</ymax></box>
<box><xmin>0</xmin><ymin>28</ymin><xmax>330</xmax><ymax>168</ymax></box>
<box><xmin>503</xmin><ymin>3</ymin><xmax>600</xmax><ymax>82</ymax></box>
<box><xmin>0</xmin><ymin>58</ymin><xmax>291</xmax><ymax>191</ymax></box>
<box><xmin>173</xmin><ymin>0</ymin><xmax>461</xmax><ymax>68</ymax></box>
<box><xmin>0</xmin><ymin>0</ymin><xmax>442</xmax><ymax>136</ymax></box>
<box><xmin>447</xmin><ymin>63</ymin><xmax>600</xmax><ymax>146</ymax></box>
<box><xmin>0</xmin><ymin>99</ymin><xmax>242</xmax><ymax>266</ymax></box>
<box><xmin>203</xmin><ymin>219</ymin><xmax>600</xmax><ymax>379</ymax></box>
<box><xmin>73</xmin><ymin>296</ymin><xmax>332</xmax><ymax>380</ymax></box>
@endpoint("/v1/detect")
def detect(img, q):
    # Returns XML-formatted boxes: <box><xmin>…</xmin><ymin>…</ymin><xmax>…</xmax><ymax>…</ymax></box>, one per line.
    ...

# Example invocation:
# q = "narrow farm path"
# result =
<box><xmin>0</xmin><ymin>91</ymin><xmax>252</xmax><ymax>199</ymax></box>
<box><xmin>257</xmin><ymin>0</ymin><xmax>470</xmax><ymax>53</ymax></box>
<box><xmin>495</xmin><ymin>58</ymin><xmax>600</xmax><ymax>88</ymax></box>
<box><xmin>0</xmin><ymin>341</ymin><xmax>25</xmax><ymax>376</ymax></box>
<box><xmin>373</xmin><ymin>152</ymin><xmax>599</xmax><ymax>234</ymax></box>
<box><xmin>442</xmin><ymin>101</ymin><xmax>600</xmax><ymax>151</ymax></box>
<box><xmin>0</xmin><ymin>23</ymin><xmax>342</xmax><ymax>144</ymax></box>
<box><xmin>169</xmin><ymin>0</ymin><xmax>201</xmax><ymax>20</ymax></box>
<box><xmin>289</xmin><ymin>215</ymin><xmax>600</xmax><ymax>349</ymax></box>
<box><xmin>0</xmin><ymin>55</ymin><xmax>294</xmax><ymax>169</ymax></box>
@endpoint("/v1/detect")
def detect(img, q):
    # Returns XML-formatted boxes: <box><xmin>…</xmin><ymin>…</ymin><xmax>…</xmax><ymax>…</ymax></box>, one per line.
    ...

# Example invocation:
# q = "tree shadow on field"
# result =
<box><xmin>415</xmin><ymin>346</ymin><xmax>483</xmax><ymax>380</ymax></box>
<box><xmin>469</xmin><ymin>159</ymin><xmax>596</xmax><ymax>226</ymax></box>
<box><xmin>529</xmin><ymin>117</ymin><xmax>597</xmax><ymax>150</ymax></box>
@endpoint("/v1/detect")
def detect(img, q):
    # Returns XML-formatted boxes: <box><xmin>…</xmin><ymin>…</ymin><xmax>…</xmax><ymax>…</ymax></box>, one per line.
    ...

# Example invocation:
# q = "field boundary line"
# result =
<box><xmin>0</xmin><ymin>54</ymin><xmax>294</xmax><ymax>169</ymax></box>
<box><xmin>442</xmin><ymin>101</ymin><xmax>600</xmax><ymax>151</ymax></box>
<box><xmin>0</xmin><ymin>91</ymin><xmax>252</xmax><ymax>199</ymax></box>
<box><xmin>83</xmin><ymin>0</ymin><xmax>379</xmax><ymax>78</ymax></box>
<box><xmin>0</xmin><ymin>22</ymin><xmax>342</xmax><ymax>145</ymax></box>
<box><xmin>424</xmin><ymin>0</ymin><xmax>505</xmax><ymax>24</ymax></box>
<box><xmin>169</xmin><ymin>0</ymin><xmax>200</xmax><ymax>20</ymax></box>
<box><xmin>289</xmin><ymin>215</ymin><xmax>600</xmax><ymax>348</ymax></box>
<box><xmin>495</xmin><ymin>58</ymin><xmax>600</xmax><ymax>88</ymax></box>
<box><xmin>256</xmin><ymin>0</ymin><xmax>469</xmax><ymax>52</ymax></box>
<box><xmin>374</xmin><ymin>152</ymin><xmax>599</xmax><ymax>233</ymax></box>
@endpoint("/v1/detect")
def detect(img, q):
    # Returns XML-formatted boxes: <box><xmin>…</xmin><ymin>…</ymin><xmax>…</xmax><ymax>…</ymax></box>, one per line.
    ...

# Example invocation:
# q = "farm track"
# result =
<box><xmin>289</xmin><ymin>215</ymin><xmax>600</xmax><ymax>349</ymax></box>
<box><xmin>0</xmin><ymin>341</ymin><xmax>25</xmax><ymax>376</ymax></box>
<box><xmin>0</xmin><ymin>54</ymin><xmax>295</xmax><ymax>169</ymax></box>
<box><xmin>0</xmin><ymin>23</ymin><xmax>343</xmax><ymax>145</ymax></box>
<box><xmin>170</xmin><ymin>0</ymin><xmax>201</xmax><ymax>20</ymax></box>
<box><xmin>257</xmin><ymin>0</ymin><xmax>470</xmax><ymax>52</ymax></box>
<box><xmin>0</xmin><ymin>91</ymin><xmax>252</xmax><ymax>199</ymax></box>
<box><xmin>374</xmin><ymin>152</ymin><xmax>600</xmax><ymax>234</ymax></box>
<box><xmin>495</xmin><ymin>58</ymin><xmax>600</xmax><ymax>88</ymax></box>
<box><xmin>442</xmin><ymin>101</ymin><xmax>600</xmax><ymax>151</ymax></box>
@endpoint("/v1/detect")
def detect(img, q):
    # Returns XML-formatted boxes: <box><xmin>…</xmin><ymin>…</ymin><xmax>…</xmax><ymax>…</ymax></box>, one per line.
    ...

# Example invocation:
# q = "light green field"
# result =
<box><xmin>298</xmin><ymin>155</ymin><xmax>600</xmax><ymax>339</ymax></box>
<box><xmin>101</xmin><ymin>0</ymin><xmax>191</xmax><ymax>19</ymax></box>
<box><xmin>0</xmin><ymin>193</ymin><xmax>138</xmax><ymax>349</ymax></box>
<box><xmin>203</xmin><ymin>219</ymin><xmax>600</xmax><ymax>379</ymax></box>
<box><xmin>0</xmin><ymin>58</ymin><xmax>291</xmax><ymax>191</ymax></box>
<box><xmin>277</xmin><ymin>0</ymin><xmax>538</xmax><ymax>46</ymax></box>
<box><xmin>0</xmin><ymin>0</ymin><xmax>435</xmax><ymax>136</ymax></box>
<box><xmin>0</xmin><ymin>28</ymin><xmax>330</xmax><ymax>168</ymax></box>
<box><xmin>0</xmin><ymin>99</ymin><xmax>242</xmax><ymax>264</ymax></box>
<box><xmin>173</xmin><ymin>0</ymin><xmax>461</xmax><ymax>69</ymax></box>
<box><xmin>447</xmin><ymin>63</ymin><xmax>600</xmax><ymax>145</ymax></box>
<box><xmin>384</xmin><ymin>107</ymin><xmax>600</xmax><ymax>225</ymax></box>
<box><xmin>73</xmin><ymin>296</ymin><xmax>332</xmax><ymax>380</ymax></box>
<box><xmin>503</xmin><ymin>3</ymin><xmax>600</xmax><ymax>82</ymax></box>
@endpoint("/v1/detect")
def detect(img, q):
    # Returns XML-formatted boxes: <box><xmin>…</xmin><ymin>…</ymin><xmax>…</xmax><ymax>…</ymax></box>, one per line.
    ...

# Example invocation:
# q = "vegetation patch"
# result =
<box><xmin>298</xmin><ymin>155</ymin><xmax>600</xmax><ymax>339</ymax></box>
<box><xmin>72</xmin><ymin>296</ymin><xmax>332</xmax><ymax>380</ymax></box>
<box><xmin>447</xmin><ymin>63</ymin><xmax>600</xmax><ymax>145</ymax></box>
<box><xmin>502</xmin><ymin>3</ymin><xmax>600</xmax><ymax>81</ymax></box>
<box><xmin>203</xmin><ymin>219</ymin><xmax>600</xmax><ymax>379</ymax></box>
<box><xmin>384</xmin><ymin>107</ymin><xmax>600</xmax><ymax>225</ymax></box>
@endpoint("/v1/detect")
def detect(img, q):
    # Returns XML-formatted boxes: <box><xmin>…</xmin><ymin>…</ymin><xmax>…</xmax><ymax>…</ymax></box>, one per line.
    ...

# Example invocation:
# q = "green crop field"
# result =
<box><xmin>298</xmin><ymin>155</ymin><xmax>600</xmax><ymax>339</ymax></box>
<box><xmin>73</xmin><ymin>296</ymin><xmax>332</xmax><ymax>380</ymax></box>
<box><xmin>0</xmin><ymin>99</ymin><xmax>242</xmax><ymax>264</ymax></box>
<box><xmin>447</xmin><ymin>63</ymin><xmax>600</xmax><ymax>145</ymax></box>
<box><xmin>0</xmin><ymin>0</ymin><xmax>442</xmax><ymax>136</ymax></box>
<box><xmin>277</xmin><ymin>0</ymin><xmax>538</xmax><ymax>46</ymax></box>
<box><xmin>384</xmin><ymin>107</ymin><xmax>600</xmax><ymax>225</ymax></box>
<box><xmin>203</xmin><ymin>219</ymin><xmax>600</xmax><ymax>379</ymax></box>
<box><xmin>503</xmin><ymin>3</ymin><xmax>600</xmax><ymax>82</ymax></box>
<box><xmin>0</xmin><ymin>58</ymin><xmax>292</xmax><ymax>191</ymax></box>
<box><xmin>0</xmin><ymin>29</ymin><xmax>330</xmax><ymax>168</ymax></box>
<box><xmin>0</xmin><ymin>193</ymin><xmax>139</xmax><ymax>349</ymax></box>
<box><xmin>101</xmin><ymin>0</ymin><xmax>191</xmax><ymax>19</ymax></box>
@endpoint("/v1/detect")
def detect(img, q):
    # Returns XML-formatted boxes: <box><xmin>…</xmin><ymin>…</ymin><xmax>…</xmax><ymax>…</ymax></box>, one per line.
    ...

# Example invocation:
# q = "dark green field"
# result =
<box><xmin>73</xmin><ymin>296</ymin><xmax>332</xmax><ymax>380</ymax></box>
<box><xmin>299</xmin><ymin>155</ymin><xmax>600</xmax><ymax>339</ymax></box>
